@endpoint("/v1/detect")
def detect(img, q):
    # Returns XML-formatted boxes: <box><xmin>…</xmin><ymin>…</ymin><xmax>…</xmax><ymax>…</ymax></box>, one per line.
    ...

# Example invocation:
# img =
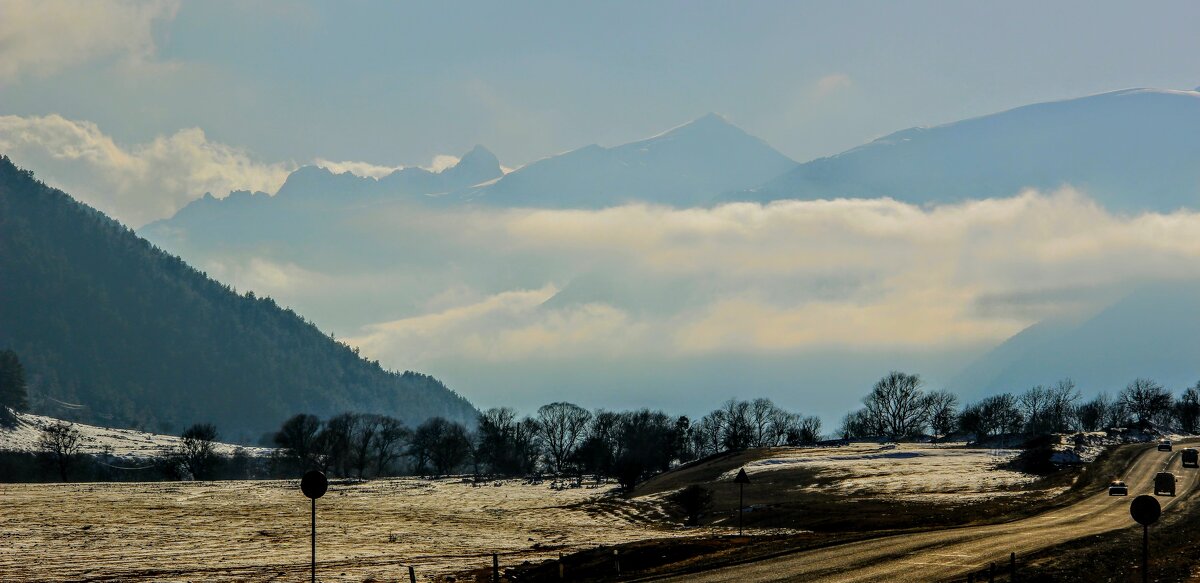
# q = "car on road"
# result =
<box><xmin>1183</xmin><ymin>448</ymin><xmax>1199</xmax><ymax>468</ymax></box>
<box><xmin>1158</xmin><ymin>439</ymin><xmax>1173</xmax><ymax>452</ymax></box>
<box><xmin>1155</xmin><ymin>472</ymin><xmax>1177</xmax><ymax>496</ymax></box>
<box><xmin>1108</xmin><ymin>480</ymin><xmax>1129</xmax><ymax>496</ymax></box>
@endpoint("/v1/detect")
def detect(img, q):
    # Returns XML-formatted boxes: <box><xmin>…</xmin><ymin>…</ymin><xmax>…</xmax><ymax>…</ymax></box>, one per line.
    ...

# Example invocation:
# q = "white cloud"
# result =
<box><xmin>0</xmin><ymin>114</ymin><xmax>292</xmax><ymax>226</ymax></box>
<box><xmin>313</xmin><ymin>159</ymin><xmax>400</xmax><ymax>179</ymax></box>
<box><xmin>426</xmin><ymin>155</ymin><xmax>460</xmax><ymax>173</ymax></box>
<box><xmin>0</xmin><ymin>0</ymin><xmax>179</xmax><ymax>82</ymax></box>
<box><xmin>323</xmin><ymin>190</ymin><xmax>1200</xmax><ymax>365</ymax></box>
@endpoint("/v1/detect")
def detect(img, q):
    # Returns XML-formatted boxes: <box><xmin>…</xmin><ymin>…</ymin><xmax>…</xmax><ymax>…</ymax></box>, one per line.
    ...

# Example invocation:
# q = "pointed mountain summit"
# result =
<box><xmin>733</xmin><ymin>88</ymin><xmax>1200</xmax><ymax>212</ymax></box>
<box><xmin>463</xmin><ymin>113</ymin><xmax>795</xmax><ymax>208</ymax></box>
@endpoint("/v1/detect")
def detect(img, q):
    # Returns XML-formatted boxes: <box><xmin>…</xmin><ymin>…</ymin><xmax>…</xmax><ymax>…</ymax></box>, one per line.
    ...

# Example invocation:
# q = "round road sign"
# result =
<box><xmin>301</xmin><ymin>470</ymin><xmax>328</xmax><ymax>499</ymax></box>
<box><xmin>1130</xmin><ymin>494</ymin><xmax>1161</xmax><ymax>526</ymax></box>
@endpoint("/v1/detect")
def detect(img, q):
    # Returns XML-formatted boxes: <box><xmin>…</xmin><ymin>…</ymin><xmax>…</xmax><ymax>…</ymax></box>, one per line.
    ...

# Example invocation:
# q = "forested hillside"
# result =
<box><xmin>0</xmin><ymin>157</ymin><xmax>476</xmax><ymax>442</ymax></box>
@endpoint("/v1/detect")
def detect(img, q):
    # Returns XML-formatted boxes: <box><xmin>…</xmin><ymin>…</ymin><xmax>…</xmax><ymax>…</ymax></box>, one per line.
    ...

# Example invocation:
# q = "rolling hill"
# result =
<box><xmin>0</xmin><ymin>157</ymin><xmax>477</xmax><ymax>442</ymax></box>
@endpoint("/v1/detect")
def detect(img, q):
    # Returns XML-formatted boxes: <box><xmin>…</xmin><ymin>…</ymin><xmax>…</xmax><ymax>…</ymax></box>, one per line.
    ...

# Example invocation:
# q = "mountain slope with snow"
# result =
<box><xmin>462</xmin><ymin>113</ymin><xmax>796</xmax><ymax>208</ymax></box>
<box><xmin>732</xmin><ymin>88</ymin><xmax>1200</xmax><ymax>212</ymax></box>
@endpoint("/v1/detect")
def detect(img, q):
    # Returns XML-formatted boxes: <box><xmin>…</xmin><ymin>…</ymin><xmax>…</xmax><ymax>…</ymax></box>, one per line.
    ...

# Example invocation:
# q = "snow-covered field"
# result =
<box><xmin>720</xmin><ymin>443</ymin><xmax>1046</xmax><ymax>501</ymax></box>
<box><xmin>0</xmin><ymin>477</ymin><xmax>686</xmax><ymax>582</ymax></box>
<box><xmin>0</xmin><ymin>411</ymin><xmax>272</xmax><ymax>459</ymax></box>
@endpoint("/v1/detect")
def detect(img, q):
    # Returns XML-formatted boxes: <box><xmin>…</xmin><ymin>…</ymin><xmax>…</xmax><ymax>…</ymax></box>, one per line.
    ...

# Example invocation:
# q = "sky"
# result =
<box><xmin>4</xmin><ymin>0</ymin><xmax>1200</xmax><ymax>422</ymax></box>
<box><xmin>2</xmin><ymin>0</ymin><xmax>1200</xmax><ymax>224</ymax></box>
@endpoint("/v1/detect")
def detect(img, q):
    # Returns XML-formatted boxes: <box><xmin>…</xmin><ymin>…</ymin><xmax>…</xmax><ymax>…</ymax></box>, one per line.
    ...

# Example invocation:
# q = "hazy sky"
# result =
<box><xmin>4</xmin><ymin>1</ymin><xmax>1200</xmax><ymax>420</ymax></box>
<box><xmin>2</xmin><ymin>0</ymin><xmax>1199</xmax><ymax>174</ymax></box>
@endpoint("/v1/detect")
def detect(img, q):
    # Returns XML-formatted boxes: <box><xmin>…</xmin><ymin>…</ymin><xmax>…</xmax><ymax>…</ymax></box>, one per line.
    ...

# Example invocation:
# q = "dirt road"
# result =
<box><xmin>659</xmin><ymin>445</ymin><xmax>1194</xmax><ymax>582</ymax></box>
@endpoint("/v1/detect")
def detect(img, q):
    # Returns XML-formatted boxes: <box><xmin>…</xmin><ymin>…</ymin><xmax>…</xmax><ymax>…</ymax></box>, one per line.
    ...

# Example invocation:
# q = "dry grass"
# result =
<box><xmin>0</xmin><ymin>478</ymin><xmax>689</xmax><ymax>582</ymax></box>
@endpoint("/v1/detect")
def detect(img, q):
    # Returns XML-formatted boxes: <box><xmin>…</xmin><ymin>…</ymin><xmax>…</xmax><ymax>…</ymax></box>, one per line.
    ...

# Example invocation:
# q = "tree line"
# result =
<box><xmin>840</xmin><ymin>371</ymin><xmax>1200</xmax><ymax>441</ymax></box>
<box><xmin>270</xmin><ymin>398</ymin><xmax>821</xmax><ymax>490</ymax></box>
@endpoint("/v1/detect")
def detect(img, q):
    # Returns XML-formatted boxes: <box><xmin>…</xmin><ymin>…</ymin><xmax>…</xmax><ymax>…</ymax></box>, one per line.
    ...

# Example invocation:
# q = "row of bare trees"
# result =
<box><xmin>841</xmin><ymin>372</ymin><xmax>1200</xmax><ymax>441</ymax></box>
<box><xmin>266</xmin><ymin>397</ymin><xmax>820</xmax><ymax>488</ymax></box>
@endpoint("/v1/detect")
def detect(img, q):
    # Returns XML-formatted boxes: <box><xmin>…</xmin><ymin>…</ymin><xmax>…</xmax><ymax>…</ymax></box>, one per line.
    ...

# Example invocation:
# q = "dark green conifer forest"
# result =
<box><xmin>0</xmin><ymin>157</ymin><xmax>476</xmax><ymax>442</ymax></box>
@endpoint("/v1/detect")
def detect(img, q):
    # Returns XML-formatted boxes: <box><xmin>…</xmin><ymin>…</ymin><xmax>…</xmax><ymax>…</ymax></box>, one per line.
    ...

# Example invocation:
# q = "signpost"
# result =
<box><xmin>1130</xmin><ymin>495</ymin><xmax>1161</xmax><ymax>583</ymax></box>
<box><xmin>301</xmin><ymin>470</ymin><xmax>329</xmax><ymax>583</ymax></box>
<box><xmin>734</xmin><ymin>468</ymin><xmax>751</xmax><ymax>536</ymax></box>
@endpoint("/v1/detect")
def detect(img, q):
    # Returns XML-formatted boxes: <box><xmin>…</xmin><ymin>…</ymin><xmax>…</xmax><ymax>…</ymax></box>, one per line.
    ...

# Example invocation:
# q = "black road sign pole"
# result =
<box><xmin>738</xmin><ymin>482</ymin><xmax>744</xmax><ymax>536</ymax></box>
<box><xmin>1130</xmin><ymin>494</ymin><xmax>1160</xmax><ymax>583</ymax></box>
<box><xmin>1142</xmin><ymin>524</ymin><xmax>1148</xmax><ymax>583</ymax></box>
<box><xmin>311</xmin><ymin>497</ymin><xmax>317</xmax><ymax>583</ymax></box>
<box><xmin>733</xmin><ymin>468</ymin><xmax>751</xmax><ymax>537</ymax></box>
<box><xmin>301</xmin><ymin>470</ymin><xmax>329</xmax><ymax>583</ymax></box>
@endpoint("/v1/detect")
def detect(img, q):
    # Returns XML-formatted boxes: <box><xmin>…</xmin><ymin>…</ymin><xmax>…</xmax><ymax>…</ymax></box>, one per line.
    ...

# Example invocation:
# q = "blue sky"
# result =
<box><xmin>2</xmin><ymin>0</ymin><xmax>1198</xmax><ymax>171</ymax></box>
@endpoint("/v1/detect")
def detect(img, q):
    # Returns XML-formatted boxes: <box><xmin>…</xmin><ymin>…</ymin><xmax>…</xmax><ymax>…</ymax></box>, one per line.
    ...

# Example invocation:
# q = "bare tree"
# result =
<box><xmin>178</xmin><ymin>422</ymin><xmax>219</xmax><ymax>480</ymax></box>
<box><xmin>959</xmin><ymin>393</ymin><xmax>1022</xmax><ymax>440</ymax></box>
<box><xmin>788</xmin><ymin>415</ymin><xmax>822</xmax><ymax>445</ymax></box>
<box><xmin>1120</xmin><ymin>378</ymin><xmax>1173</xmax><ymax>429</ymax></box>
<box><xmin>1177</xmin><ymin>385</ymin><xmax>1200</xmax><ymax>434</ymax></box>
<box><xmin>370</xmin><ymin>416</ymin><xmax>409</xmax><ymax>476</ymax></box>
<box><xmin>863</xmin><ymin>371</ymin><xmax>932</xmax><ymax>439</ymax></box>
<box><xmin>1076</xmin><ymin>392</ymin><xmax>1112</xmax><ymax>431</ymax></box>
<box><xmin>927</xmin><ymin>390</ymin><xmax>959</xmax><ymax>441</ymax></box>
<box><xmin>717</xmin><ymin>399</ymin><xmax>753</xmax><ymax>450</ymax></box>
<box><xmin>38</xmin><ymin>421</ymin><xmax>82</xmax><ymax>481</ymax></box>
<box><xmin>690</xmin><ymin>413</ymin><xmax>724</xmax><ymax>457</ymax></box>
<box><xmin>536</xmin><ymin>402</ymin><xmax>592</xmax><ymax>474</ymax></box>
<box><xmin>273</xmin><ymin>414</ymin><xmax>323</xmax><ymax>470</ymax></box>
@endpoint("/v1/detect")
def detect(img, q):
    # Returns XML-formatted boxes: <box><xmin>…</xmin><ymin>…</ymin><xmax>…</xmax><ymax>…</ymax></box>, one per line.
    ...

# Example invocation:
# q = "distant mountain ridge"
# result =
<box><xmin>0</xmin><ymin>157</ymin><xmax>477</xmax><ymax>442</ymax></box>
<box><xmin>731</xmin><ymin>88</ymin><xmax>1200</xmax><ymax>212</ymax></box>
<box><xmin>460</xmin><ymin>113</ymin><xmax>796</xmax><ymax>208</ymax></box>
<box><xmin>950</xmin><ymin>283</ymin><xmax>1200</xmax><ymax>398</ymax></box>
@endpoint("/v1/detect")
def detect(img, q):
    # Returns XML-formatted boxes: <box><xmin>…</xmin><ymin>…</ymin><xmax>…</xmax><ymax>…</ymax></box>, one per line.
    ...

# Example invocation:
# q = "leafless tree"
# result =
<box><xmin>690</xmin><ymin>413</ymin><xmax>724</xmax><ymax>457</ymax></box>
<box><xmin>536</xmin><ymin>402</ymin><xmax>592</xmax><ymax>474</ymax></box>
<box><xmin>863</xmin><ymin>371</ymin><xmax>932</xmax><ymax>439</ymax></box>
<box><xmin>717</xmin><ymin>399</ymin><xmax>753</xmax><ymax>450</ymax></box>
<box><xmin>38</xmin><ymin>421</ymin><xmax>82</xmax><ymax>481</ymax></box>
<box><xmin>178</xmin><ymin>422</ymin><xmax>219</xmax><ymax>480</ymax></box>
<box><xmin>370</xmin><ymin>416</ymin><xmax>409</xmax><ymax>476</ymax></box>
<box><xmin>1120</xmin><ymin>378</ymin><xmax>1173</xmax><ymax>429</ymax></box>
<box><xmin>927</xmin><ymin>390</ymin><xmax>959</xmax><ymax>441</ymax></box>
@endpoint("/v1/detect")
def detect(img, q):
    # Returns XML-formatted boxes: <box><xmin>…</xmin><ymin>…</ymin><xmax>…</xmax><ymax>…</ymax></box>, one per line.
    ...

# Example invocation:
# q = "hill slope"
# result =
<box><xmin>733</xmin><ymin>88</ymin><xmax>1200</xmax><ymax>212</ymax></box>
<box><xmin>0</xmin><ymin>157</ymin><xmax>476</xmax><ymax>441</ymax></box>
<box><xmin>949</xmin><ymin>283</ymin><xmax>1200</xmax><ymax>398</ymax></box>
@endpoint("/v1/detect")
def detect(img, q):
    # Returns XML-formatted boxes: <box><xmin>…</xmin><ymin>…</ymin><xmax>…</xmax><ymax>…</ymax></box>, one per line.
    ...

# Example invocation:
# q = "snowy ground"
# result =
<box><xmin>0</xmin><ymin>477</ymin><xmax>689</xmax><ymax>582</ymax></box>
<box><xmin>719</xmin><ymin>442</ymin><xmax>1045</xmax><ymax>501</ymax></box>
<box><xmin>0</xmin><ymin>411</ymin><xmax>272</xmax><ymax>460</ymax></box>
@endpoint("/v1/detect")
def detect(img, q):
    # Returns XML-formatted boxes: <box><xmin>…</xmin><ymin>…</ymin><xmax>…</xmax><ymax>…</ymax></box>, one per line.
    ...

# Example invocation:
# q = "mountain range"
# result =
<box><xmin>731</xmin><ymin>88</ymin><xmax>1200</xmax><ymax>212</ymax></box>
<box><xmin>0</xmin><ymin>157</ymin><xmax>477</xmax><ymax>442</ymax></box>
<box><xmin>138</xmin><ymin>86</ymin><xmax>1200</xmax><ymax>410</ymax></box>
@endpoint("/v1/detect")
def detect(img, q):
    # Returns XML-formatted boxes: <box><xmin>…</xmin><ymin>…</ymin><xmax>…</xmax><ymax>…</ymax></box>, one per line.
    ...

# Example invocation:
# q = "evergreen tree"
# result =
<box><xmin>0</xmin><ymin>350</ymin><xmax>28</xmax><ymax>412</ymax></box>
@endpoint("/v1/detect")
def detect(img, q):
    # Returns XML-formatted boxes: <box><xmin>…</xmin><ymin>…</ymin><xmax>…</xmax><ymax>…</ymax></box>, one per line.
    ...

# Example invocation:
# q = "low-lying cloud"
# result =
<box><xmin>0</xmin><ymin>114</ymin><xmax>292</xmax><ymax>226</ymax></box>
<box><xmin>255</xmin><ymin>190</ymin><xmax>1196</xmax><ymax>367</ymax></box>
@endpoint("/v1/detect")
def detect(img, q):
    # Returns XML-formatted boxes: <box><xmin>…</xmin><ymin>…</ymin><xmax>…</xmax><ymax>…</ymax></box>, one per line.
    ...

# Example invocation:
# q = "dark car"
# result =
<box><xmin>1183</xmin><ymin>448</ymin><xmax>1198</xmax><ymax>468</ymax></box>
<box><xmin>1108</xmin><ymin>480</ymin><xmax>1129</xmax><ymax>496</ymax></box>
<box><xmin>1155</xmin><ymin>472</ymin><xmax>1177</xmax><ymax>496</ymax></box>
<box><xmin>1158</xmin><ymin>440</ymin><xmax>1173</xmax><ymax>452</ymax></box>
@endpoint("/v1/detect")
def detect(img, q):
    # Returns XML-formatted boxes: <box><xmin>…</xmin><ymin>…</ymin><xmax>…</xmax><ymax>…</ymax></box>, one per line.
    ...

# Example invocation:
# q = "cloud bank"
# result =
<box><xmin>0</xmin><ymin>0</ymin><xmax>179</xmax><ymax>82</ymax></box>
<box><xmin>191</xmin><ymin>189</ymin><xmax>1195</xmax><ymax>367</ymax></box>
<box><xmin>0</xmin><ymin>114</ymin><xmax>292</xmax><ymax>226</ymax></box>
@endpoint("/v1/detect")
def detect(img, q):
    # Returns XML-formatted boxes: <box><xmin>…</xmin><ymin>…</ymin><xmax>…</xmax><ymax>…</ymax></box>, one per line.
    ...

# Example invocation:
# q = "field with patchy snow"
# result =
<box><xmin>0</xmin><ymin>411</ymin><xmax>272</xmax><ymax>460</ymax></box>
<box><xmin>718</xmin><ymin>443</ymin><xmax>1044</xmax><ymax>501</ymax></box>
<box><xmin>0</xmin><ymin>477</ymin><xmax>690</xmax><ymax>582</ymax></box>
